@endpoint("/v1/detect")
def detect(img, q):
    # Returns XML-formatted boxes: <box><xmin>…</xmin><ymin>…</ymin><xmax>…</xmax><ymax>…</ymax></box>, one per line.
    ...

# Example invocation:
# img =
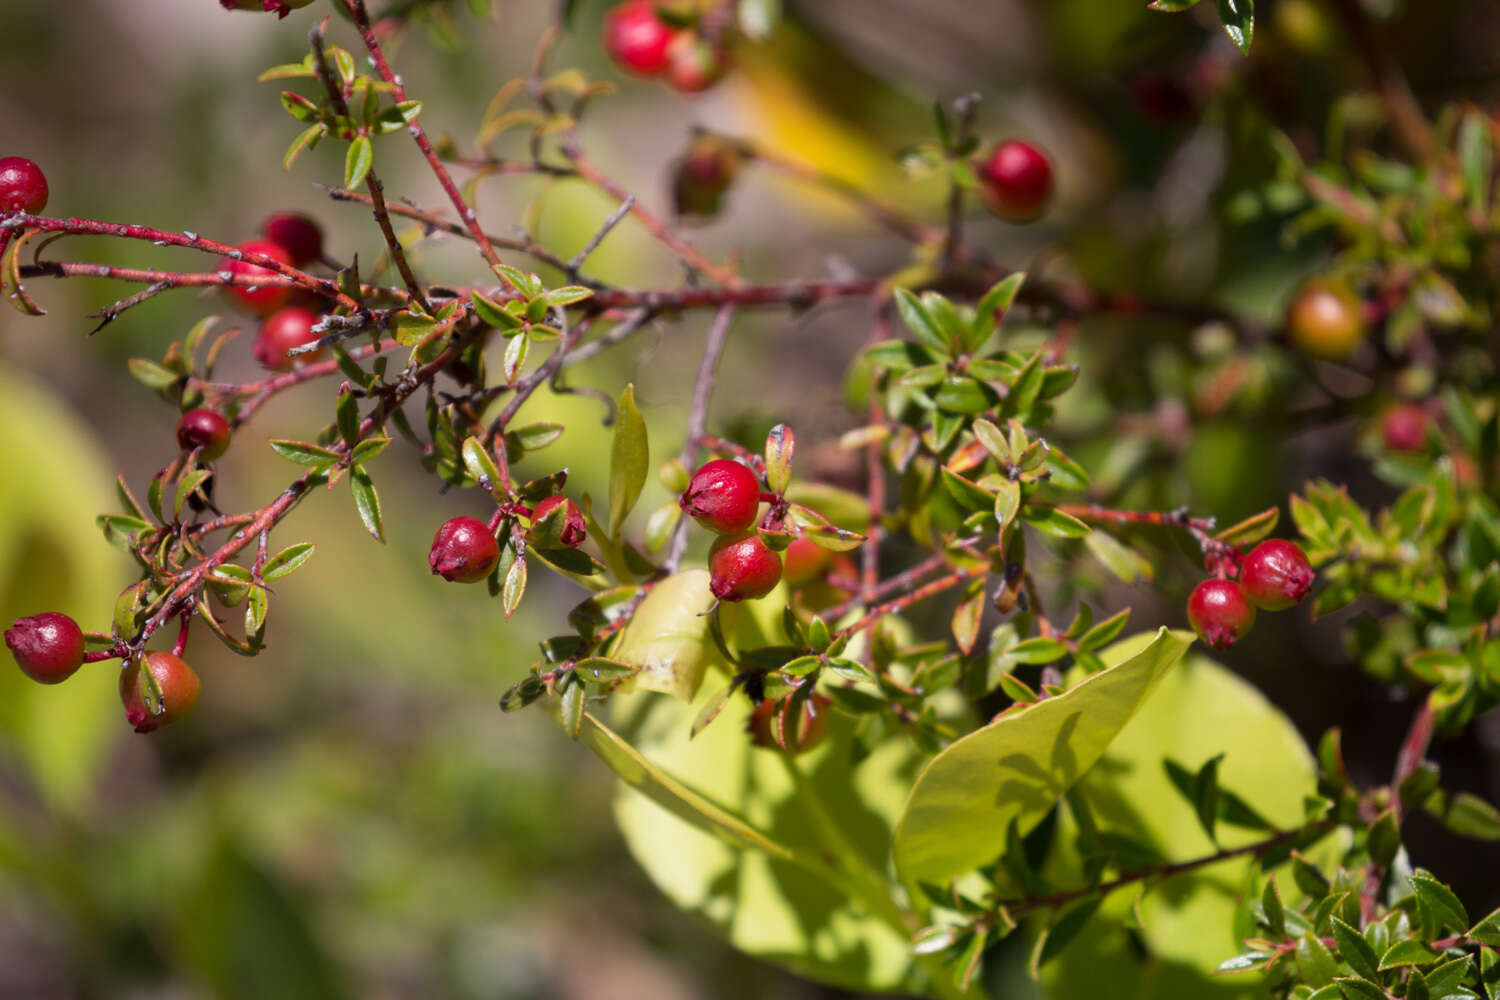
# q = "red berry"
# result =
<box><xmin>221</xmin><ymin>238</ymin><xmax>294</xmax><ymax>315</ymax></box>
<box><xmin>0</xmin><ymin>157</ymin><xmax>49</xmax><ymax>214</ymax></box>
<box><xmin>1186</xmin><ymin>579</ymin><xmax>1256</xmax><ymax>649</ymax></box>
<box><xmin>708</xmin><ymin>532</ymin><xmax>782</xmax><ymax>602</ymax></box>
<box><xmin>978</xmin><ymin>140</ymin><xmax>1053</xmax><ymax>224</ymax></box>
<box><xmin>530</xmin><ymin>496</ymin><xmax>588</xmax><ymax>548</ymax></box>
<box><xmin>261</xmin><ymin>212</ymin><xmax>324</xmax><ymax>267</ymax></box>
<box><xmin>604</xmin><ymin>1</ymin><xmax>675</xmax><ymax>76</ymax></box>
<box><xmin>782</xmin><ymin>536</ymin><xmax>834</xmax><ymax>588</ymax></box>
<box><xmin>429</xmin><ymin>516</ymin><xmax>500</xmax><ymax>583</ymax></box>
<box><xmin>1238</xmin><ymin>539</ymin><xmax>1315</xmax><ymax>611</ymax></box>
<box><xmin>253</xmin><ymin>306</ymin><xmax>323</xmax><ymax>371</ymax></box>
<box><xmin>673</xmin><ymin>136</ymin><xmax>739</xmax><ymax>217</ymax></box>
<box><xmin>5</xmin><ymin>613</ymin><xmax>85</xmax><ymax>685</ymax></box>
<box><xmin>120</xmin><ymin>651</ymin><xmax>201</xmax><ymax>733</ymax></box>
<box><xmin>1287</xmin><ymin>279</ymin><xmax>1366</xmax><ymax>360</ymax></box>
<box><xmin>680</xmin><ymin>459</ymin><xmax>761</xmax><ymax>534</ymax></box>
<box><xmin>1382</xmin><ymin>403</ymin><xmax>1431</xmax><ymax>453</ymax></box>
<box><xmin>747</xmin><ymin>692</ymin><xmax>832</xmax><ymax>753</ymax></box>
<box><xmin>220</xmin><ymin>0</ymin><xmax>314</xmax><ymax>13</ymax></box>
<box><xmin>665</xmin><ymin>32</ymin><xmax>727</xmax><ymax>93</ymax></box>
<box><xmin>175</xmin><ymin>408</ymin><xmax>232</xmax><ymax>460</ymax></box>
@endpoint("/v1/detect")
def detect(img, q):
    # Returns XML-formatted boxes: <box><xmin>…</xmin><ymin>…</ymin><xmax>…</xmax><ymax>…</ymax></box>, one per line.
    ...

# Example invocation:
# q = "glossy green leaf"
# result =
<box><xmin>608</xmin><ymin>383</ymin><xmax>648</xmax><ymax>539</ymax></box>
<box><xmin>344</xmin><ymin>135</ymin><xmax>373</xmax><ymax>189</ymax></box>
<box><xmin>350</xmin><ymin>464</ymin><xmax>383</xmax><ymax>542</ymax></box>
<box><xmin>892</xmin><ymin>628</ymin><xmax>1192</xmax><ymax>887</ymax></box>
<box><xmin>613</xmin><ymin>571</ymin><xmax>720</xmax><ymax>702</ymax></box>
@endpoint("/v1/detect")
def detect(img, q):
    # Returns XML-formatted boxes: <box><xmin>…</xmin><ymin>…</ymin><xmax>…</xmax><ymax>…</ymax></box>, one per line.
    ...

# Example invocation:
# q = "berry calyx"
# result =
<box><xmin>665</xmin><ymin>32</ymin><xmax>727</xmax><ymax>93</ymax></box>
<box><xmin>0</xmin><ymin>157</ymin><xmax>49</xmax><ymax>214</ymax></box>
<box><xmin>978</xmin><ymin>140</ymin><xmax>1053</xmax><ymax>224</ymax></box>
<box><xmin>5</xmin><ymin>612</ymin><xmax>85</xmax><ymax>685</ymax></box>
<box><xmin>747</xmin><ymin>692</ymin><xmax>832</xmax><ymax>753</ymax></box>
<box><xmin>221</xmin><ymin>238</ymin><xmax>294</xmax><ymax>315</ymax></box>
<box><xmin>782</xmin><ymin>536</ymin><xmax>834</xmax><ymax>588</ymax></box>
<box><xmin>252</xmin><ymin>306</ymin><xmax>322</xmax><ymax>371</ymax></box>
<box><xmin>120</xmin><ymin>651</ymin><xmax>201</xmax><ymax>733</ymax></box>
<box><xmin>529</xmin><ymin>496</ymin><xmax>588</xmax><ymax>548</ymax></box>
<box><xmin>680</xmin><ymin>459</ymin><xmax>761</xmax><ymax>534</ymax></box>
<box><xmin>604</xmin><ymin>1</ymin><xmax>676</xmax><ymax>76</ymax></box>
<box><xmin>175</xmin><ymin>408</ymin><xmax>232</xmax><ymax>460</ymax></box>
<box><xmin>1382</xmin><ymin>402</ymin><xmax>1431</xmax><ymax>453</ymax></box>
<box><xmin>429</xmin><ymin>516</ymin><xmax>500</xmax><ymax>583</ymax></box>
<box><xmin>1186</xmin><ymin>579</ymin><xmax>1256</xmax><ymax>649</ymax></box>
<box><xmin>708</xmin><ymin>532</ymin><xmax>782</xmax><ymax>602</ymax></box>
<box><xmin>1286</xmin><ymin>279</ymin><xmax>1366</xmax><ymax>360</ymax></box>
<box><xmin>1238</xmin><ymin>539</ymin><xmax>1315</xmax><ymax>611</ymax></box>
<box><xmin>261</xmin><ymin>212</ymin><xmax>324</xmax><ymax>266</ymax></box>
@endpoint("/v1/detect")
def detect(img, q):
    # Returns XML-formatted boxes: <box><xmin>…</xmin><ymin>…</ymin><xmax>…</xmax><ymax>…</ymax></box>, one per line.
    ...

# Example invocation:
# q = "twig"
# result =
<box><xmin>665</xmin><ymin>304</ymin><xmax>736</xmax><ymax>573</ymax></box>
<box><xmin>567</xmin><ymin>196</ymin><xmax>636</xmax><ymax>276</ymax></box>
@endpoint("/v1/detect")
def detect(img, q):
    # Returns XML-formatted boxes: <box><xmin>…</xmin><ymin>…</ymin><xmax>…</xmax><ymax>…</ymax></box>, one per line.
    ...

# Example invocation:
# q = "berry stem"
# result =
<box><xmin>665</xmin><ymin>303</ymin><xmax>736</xmax><ymax>574</ymax></box>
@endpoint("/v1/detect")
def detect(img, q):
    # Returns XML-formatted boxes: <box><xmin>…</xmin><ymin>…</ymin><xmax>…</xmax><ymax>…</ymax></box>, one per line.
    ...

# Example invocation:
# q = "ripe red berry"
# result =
<box><xmin>1238</xmin><ymin>539</ymin><xmax>1315</xmax><ymax>611</ymax></box>
<box><xmin>0</xmin><ymin>157</ymin><xmax>48</xmax><ymax>214</ymax></box>
<box><xmin>665</xmin><ymin>32</ymin><xmax>727</xmax><ymax>93</ymax></box>
<box><xmin>221</xmin><ymin>238</ymin><xmax>294</xmax><ymax>315</ymax></box>
<box><xmin>1286</xmin><ymin>279</ymin><xmax>1366</xmax><ymax>360</ymax></box>
<box><xmin>681</xmin><ymin>459</ymin><xmax>761</xmax><ymax>534</ymax></box>
<box><xmin>530</xmin><ymin>496</ymin><xmax>588</xmax><ymax>548</ymax></box>
<box><xmin>1382</xmin><ymin>403</ymin><xmax>1431</xmax><ymax>453</ymax></box>
<box><xmin>1186</xmin><ymin>579</ymin><xmax>1256</xmax><ymax>649</ymax></box>
<box><xmin>261</xmin><ymin>212</ymin><xmax>324</xmax><ymax>267</ymax></box>
<box><xmin>175</xmin><ymin>408</ymin><xmax>232</xmax><ymax>460</ymax></box>
<box><xmin>747</xmin><ymin>692</ymin><xmax>832</xmax><ymax>753</ymax></box>
<box><xmin>219</xmin><ymin>0</ymin><xmax>314</xmax><ymax>14</ymax></box>
<box><xmin>604</xmin><ymin>1</ymin><xmax>676</xmax><ymax>76</ymax></box>
<box><xmin>708</xmin><ymin>532</ymin><xmax>782</xmax><ymax>602</ymax></box>
<box><xmin>5</xmin><ymin>612</ymin><xmax>85</xmax><ymax>684</ymax></box>
<box><xmin>429</xmin><ymin>516</ymin><xmax>500</xmax><ymax>583</ymax></box>
<box><xmin>120</xmin><ymin>651</ymin><xmax>201</xmax><ymax>733</ymax></box>
<box><xmin>782</xmin><ymin>536</ymin><xmax>834</xmax><ymax>588</ymax></box>
<box><xmin>979</xmin><ymin>140</ymin><xmax>1053</xmax><ymax>224</ymax></box>
<box><xmin>252</xmin><ymin>306</ymin><xmax>323</xmax><ymax>371</ymax></box>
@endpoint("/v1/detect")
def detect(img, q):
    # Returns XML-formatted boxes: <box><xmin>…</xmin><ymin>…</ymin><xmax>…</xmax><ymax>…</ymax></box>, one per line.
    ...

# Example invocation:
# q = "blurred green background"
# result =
<box><xmin>2</xmin><ymin>0</ymin><xmax>1499</xmax><ymax>996</ymax></box>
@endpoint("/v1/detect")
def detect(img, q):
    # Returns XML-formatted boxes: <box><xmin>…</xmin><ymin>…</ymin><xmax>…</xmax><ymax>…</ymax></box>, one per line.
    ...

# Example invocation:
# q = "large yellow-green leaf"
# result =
<box><xmin>893</xmin><ymin>628</ymin><xmax>1193</xmax><ymax>888</ymax></box>
<box><xmin>606</xmin><ymin>684</ymin><xmax>926</xmax><ymax>993</ymax></box>
<box><xmin>613</xmin><ymin>570</ymin><xmax>720</xmax><ymax>702</ymax></box>
<box><xmin>0</xmin><ymin>372</ymin><xmax>127</xmax><ymax>814</ymax></box>
<box><xmin>1043</xmin><ymin>639</ymin><xmax>1319</xmax><ymax>992</ymax></box>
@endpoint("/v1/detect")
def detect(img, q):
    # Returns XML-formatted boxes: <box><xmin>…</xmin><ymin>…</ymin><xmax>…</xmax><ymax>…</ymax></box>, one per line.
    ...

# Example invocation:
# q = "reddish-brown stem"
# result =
<box><xmin>171</xmin><ymin>612</ymin><xmax>191</xmax><ymax>658</ymax></box>
<box><xmin>834</xmin><ymin>565</ymin><xmax>989</xmax><ymax>643</ymax></box>
<box><xmin>1391</xmin><ymin>701</ymin><xmax>1436</xmax><ymax>824</ymax></box>
<box><xmin>822</xmin><ymin>553</ymin><xmax>950</xmax><ymax>622</ymax></box>
<box><xmin>327</xmin><ymin>187</ymin><xmax>577</xmax><ymax>276</ymax></box>
<box><xmin>2</xmin><ymin>214</ymin><xmax>357</xmax><ymax>310</ymax></box>
<box><xmin>666</xmin><ymin>304</ymin><xmax>736</xmax><ymax>574</ymax></box>
<box><xmin>340</xmin><ymin>0</ymin><xmax>513</xmax><ymax>282</ymax></box>
<box><xmin>1056</xmin><ymin>503</ymin><xmax>1234</xmax><ymax>561</ymax></box>
<box><xmin>1002</xmin><ymin>819</ymin><xmax>1337</xmax><ymax>920</ymax></box>
<box><xmin>562</xmin><ymin>144</ymin><xmax>740</xmax><ymax>287</ymax></box>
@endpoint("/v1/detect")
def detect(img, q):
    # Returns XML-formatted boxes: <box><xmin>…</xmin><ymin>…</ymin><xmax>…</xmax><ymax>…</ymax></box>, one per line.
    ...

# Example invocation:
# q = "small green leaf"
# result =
<box><xmin>1409</xmin><ymin>869</ymin><xmax>1469</xmax><ymax>934</ymax></box>
<box><xmin>1297</xmin><ymin>932</ymin><xmax>1338</xmax><ymax>988</ymax></box>
<box><xmin>269</xmin><ymin>439</ymin><xmax>341</xmax><ymax>469</ymax></box>
<box><xmin>1378</xmin><ymin>938</ymin><xmax>1439</xmax><ymax>969</ymax></box>
<box><xmin>1215</xmin><ymin>0</ymin><xmax>1254</xmax><ymax>52</ymax></box>
<box><xmin>461</xmin><ymin>436</ymin><xmax>502</xmax><ymax>492</ymax></box>
<box><xmin>502</xmin><ymin>554</ymin><xmax>527</xmax><ymax>619</ymax></box>
<box><xmin>559</xmin><ymin>679</ymin><xmax>584</xmax><ymax>739</ymax></box>
<box><xmin>1367</xmin><ymin>809</ymin><xmax>1400</xmax><ymax>868</ymax></box>
<box><xmin>1331</xmin><ymin>917</ymin><xmax>1380</xmax><ymax>981</ymax></box>
<box><xmin>894</xmin><ymin>288</ymin><xmax>951</xmax><ymax>356</ymax></box>
<box><xmin>262</xmin><ymin>543</ymin><xmax>315</xmax><ymax>582</ymax></box>
<box><xmin>344</xmin><ymin>135</ymin><xmax>374</xmax><ymax>189</ymax></box>
<box><xmin>283</xmin><ymin>123</ymin><xmax>325</xmax><ymax>171</ymax></box>
<box><xmin>127</xmin><ymin>358</ymin><xmax>178</xmax><ymax>390</ymax></box>
<box><xmin>764</xmin><ymin>423</ymin><xmax>794</xmax><ymax>495</ymax></box>
<box><xmin>544</xmin><ymin>285</ymin><xmax>593</xmax><ymax>307</ymax></box>
<box><xmin>607</xmin><ymin>383</ymin><xmax>649</xmax><ymax>539</ymax></box>
<box><xmin>350</xmin><ymin>464</ymin><xmax>384</xmax><ymax>542</ymax></box>
<box><xmin>1022</xmin><ymin>505</ymin><xmax>1092</xmax><ymax>539</ymax></box>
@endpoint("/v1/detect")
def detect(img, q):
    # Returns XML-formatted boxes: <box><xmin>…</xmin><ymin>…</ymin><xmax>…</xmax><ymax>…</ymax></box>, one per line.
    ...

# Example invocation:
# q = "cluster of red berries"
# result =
<box><xmin>220</xmin><ymin>213</ymin><xmax>328</xmax><ymax>371</ymax></box>
<box><xmin>680</xmin><ymin>459</ymin><xmax>782</xmax><ymax>602</ymax></box>
<box><xmin>428</xmin><ymin>496</ymin><xmax>588</xmax><ymax>584</ymax></box>
<box><xmin>5</xmin><ymin>613</ymin><xmax>200</xmax><ymax>733</ymax></box>
<box><xmin>1186</xmin><ymin>539</ymin><xmax>1315</xmax><ymax>649</ymax></box>
<box><xmin>603</xmin><ymin>1</ymin><xmax>728</xmax><ymax>93</ymax></box>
